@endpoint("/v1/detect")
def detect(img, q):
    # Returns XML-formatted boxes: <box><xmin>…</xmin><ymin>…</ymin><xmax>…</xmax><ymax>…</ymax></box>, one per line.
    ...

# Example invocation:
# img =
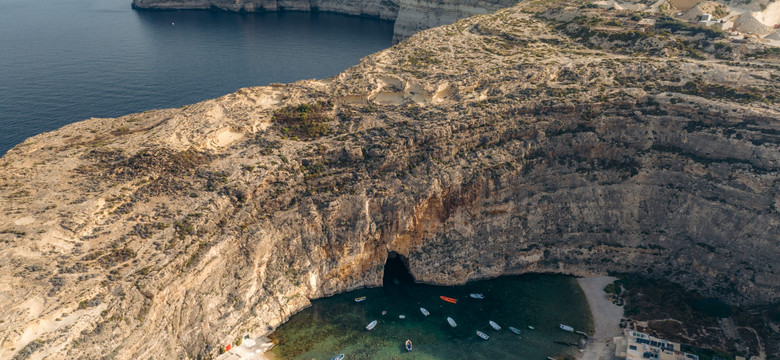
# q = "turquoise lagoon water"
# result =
<box><xmin>268</xmin><ymin>259</ymin><xmax>593</xmax><ymax>360</ymax></box>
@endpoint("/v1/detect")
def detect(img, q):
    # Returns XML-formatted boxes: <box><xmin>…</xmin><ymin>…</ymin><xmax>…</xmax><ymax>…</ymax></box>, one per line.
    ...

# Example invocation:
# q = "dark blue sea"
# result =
<box><xmin>0</xmin><ymin>0</ymin><xmax>393</xmax><ymax>156</ymax></box>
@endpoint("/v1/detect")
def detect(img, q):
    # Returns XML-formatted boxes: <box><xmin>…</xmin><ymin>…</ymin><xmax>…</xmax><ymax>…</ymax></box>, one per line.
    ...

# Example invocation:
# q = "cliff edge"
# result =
<box><xmin>131</xmin><ymin>0</ymin><xmax>520</xmax><ymax>42</ymax></box>
<box><xmin>1</xmin><ymin>0</ymin><xmax>779</xmax><ymax>359</ymax></box>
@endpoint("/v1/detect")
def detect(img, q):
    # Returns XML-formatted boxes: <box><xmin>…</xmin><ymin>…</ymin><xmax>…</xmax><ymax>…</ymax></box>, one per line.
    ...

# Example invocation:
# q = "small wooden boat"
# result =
<box><xmin>559</xmin><ymin>324</ymin><xmax>574</xmax><ymax>332</ymax></box>
<box><xmin>405</xmin><ymin>339</ymin><xmax>412</xmax><ymax>352</ymax></box>
<box><xmin>354</xmin><ymin>296</ymin><xmax>366</xmax><ymax>302</ymax></box>
<box><xmin>420</xmin><ymin>307</ymin><xmax>430</xmax><ymax>316</ymax></box>
<box><xmin>476</xmin><ymin>330</ymin><xmax>490</xmax><ymax>340</ymax></box>
<box><xmin>509</xmin><ymin>326</ymin><xmax>522</xmax><ymax>335</ymax></box>
<box><xmin>366</xmin><ymin>320</ymin><xmax>377</xmax><ymax>330</ymax></box>
<box><xmin>469</xmin><ymin>293</ymin><xmax>484</xmax><ymax>299</ymax></box>
<box><xmin>331</xmin><ymin>354</ymin><xmax>344</xmax><ymax>360</ymax></box>
<box><xmin>447</xmin><ymin>317</ymin><xmax>457</xmax><ymax>327</ymax></box>
<box><xmin>440</xmin><ymin>296</ymin><xmax>457</xmax><ymax>304</ymax></box>
<box><xmin>489</xmin><ymin>321</ymin><xmax>501</xmax><ymax>330</ymax></box>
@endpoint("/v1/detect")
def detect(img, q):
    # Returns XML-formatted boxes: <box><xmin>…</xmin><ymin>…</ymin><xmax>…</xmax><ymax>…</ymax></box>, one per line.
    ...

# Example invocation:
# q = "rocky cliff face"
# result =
<box><xmin>131</xmin><ymin>0</ymin><xmax>517</xmax><ymax>42</ymax></box>
<box><xmin>391</xmin><ymin>0</ymin><xmax>519</xmax><ymax>41</ymax></box>
<box><xmin>133</xmin><ymin>0</ymin><xmax>400</xmax><ymax>19</ymax></box>
<box><xmin>1</xmin><ymin>1</ymin><xmax>779</xmax><ymax>359</ymax></box>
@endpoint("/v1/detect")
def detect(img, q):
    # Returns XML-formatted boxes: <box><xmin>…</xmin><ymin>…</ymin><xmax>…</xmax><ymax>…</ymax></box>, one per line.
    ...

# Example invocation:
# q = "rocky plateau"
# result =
<box><xmin>1</xmin><ymin>0</ymin><xmax>779</xmax><ymax>359</ymax></box>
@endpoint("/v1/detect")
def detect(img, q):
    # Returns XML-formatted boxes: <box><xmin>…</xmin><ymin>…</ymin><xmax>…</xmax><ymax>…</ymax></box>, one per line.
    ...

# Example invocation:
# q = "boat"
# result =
<box><xmin>399</xmin><ymin>315</ymin><xmax>406</xmax><ymax>319</ymax></box>
<box><xmin>331</xmin><ymin>355</ymin><xmax>344</xmax><ymax>360</ymax></box>
<box><xmin>447</xmin><ymin>317</ymin><xmax>457</xmax><ymax>327</ymax></box>
<box><xmin>440</xmin><ymin>296</ymin><xmax>457</xmax><ymax>304</ymax></box>
<box><xmin>528</xmin><ymin>325</ymin><xmax>535</xmax><ymax>330</ymax></box>
<box><xmin>560</xmin><ymin>324</ymin><xmax>574</xmax><ymax>332</ymax></box>
<box><xmin>509</xmin><ymin>326</ymin><xmax>522</xmax><ymax>335</ymax></box>
<box><xmin>489</xmin><ymin>321</ymin><xmax>501</xmax><ymax>330</ymax></box>
<box><xmin>476</xmin><ymin>330</ymin><xmax>490</xmax><ymax>340</ymax></box>
<box><xmin>354</xmin><ymin>296</ymin><xmax>366</xmax><ymax>302</ymax></box>
<box><xmin>405</xmin><ymin>339</ymin><xmax>412</xmax><ymax>352</ymax></box>
<box><xmin>381</xmin><ymin>310</ymin><xmax>387</xmax><ymax>315</ymax></box>
<box><xmin>469</xmin><ymin>293</ymin><xmax>484</xmax><ymax>299</ymax></box>
<box><xmin>420</xmin><ymin>307</ymin><xmax>430</xmax><ymax>316</ymax></box>
<box><xmin>366</xmin><ymin>320</ymin><xmax>377</xmax><ymax>330</ymax></box>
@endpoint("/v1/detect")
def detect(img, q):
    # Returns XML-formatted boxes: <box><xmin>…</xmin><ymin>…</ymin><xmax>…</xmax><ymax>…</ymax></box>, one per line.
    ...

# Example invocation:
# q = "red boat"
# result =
<box><xmin>440</xmin><ymin>296</ymin><xmax>457</xmax><ymax>304</ymax></box>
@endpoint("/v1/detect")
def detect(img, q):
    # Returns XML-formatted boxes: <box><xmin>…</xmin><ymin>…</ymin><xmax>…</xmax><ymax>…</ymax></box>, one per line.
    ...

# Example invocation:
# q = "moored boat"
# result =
<box><xmin>366</xmin><ymin>320</ymin><xmax>377</xmax><ymax>330</ymax></box>
<box><xmin>489</xmin><ymin>321</ymin><xmax>501</xmax><ymax>330</ymax></box>
<box><xmin>509</xmin><ymin>326</ymin><xmax>522</xmax><ymax>335</ymax></box>
<box><xmin>469</xmin><ymin>293</ymin><xmax>484</xmax><ymax>299</ymax></box>
<box><xmin>528</xmin><ymin>325</ymin><xmax>535</xmax><ymax>330</ymax></box>
<box><xmin>447</xmin><ymin>317</ymin><xmax>457</xmax><ymax>327</ymax></box>
<box><xmin>405</xmin><ymin>339</ymin><xmax>412</xmax><ymax>352</ymax></box>
<box><xmin>476</xmin><ymin>330</ymin><xmax>490</xmax><ymax>340</ymax></box>
<box><xmin>331</xmin><ymin>354</ymin><xmax>344</xmax><ymax>360</ymax></box>
<box><xmin>420</xmin><ymin>307</ymin><xmax>430</xmax><ymax>316</ymax></box>
<box><xmin>354</xmin><ymin>296</ymin><xmax>366</xmax><ymax>302</ymax></box>
<box><xmin>399</xmin><ymin>315</ymin><xmax>406</xmax><ymax>319</ymax></box>
<box><xmin>559</xmin><ymin>324</ymin><xmax>574</xmax><ymax>332</ymax></box>
<box><xmin>440</xmin><ymin>296</ymin><xmax>457</xmax><ymax>304</ymax></box>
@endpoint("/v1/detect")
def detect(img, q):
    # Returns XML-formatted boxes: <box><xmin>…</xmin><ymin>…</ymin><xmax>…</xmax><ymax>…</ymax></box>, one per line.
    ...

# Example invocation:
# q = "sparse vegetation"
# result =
<box><xmin>272</xmin><ymin>102</ymin><xmax>332</xmax><ymax>140</ymax></box>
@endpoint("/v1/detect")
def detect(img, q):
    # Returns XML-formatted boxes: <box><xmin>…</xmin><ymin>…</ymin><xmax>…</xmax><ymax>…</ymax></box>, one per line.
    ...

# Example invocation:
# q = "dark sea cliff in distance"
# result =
<box><xmin>0</xmin><ymin>0</ymin><xmax>393</xmax><ymax>156</ymax></box>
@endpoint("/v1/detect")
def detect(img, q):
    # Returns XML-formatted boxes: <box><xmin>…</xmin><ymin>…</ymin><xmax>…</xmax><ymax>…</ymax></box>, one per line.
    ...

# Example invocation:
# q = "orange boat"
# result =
<box><xmin>440</xmin><ymin>296</ymin><xmax>457</xmax><ymax>304</ymax></box>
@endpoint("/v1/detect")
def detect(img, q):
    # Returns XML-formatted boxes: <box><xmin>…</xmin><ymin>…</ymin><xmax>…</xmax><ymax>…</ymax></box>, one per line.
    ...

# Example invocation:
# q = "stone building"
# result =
<box><xmin>614</xmin><ymin>329</ymin><xmax>699</xmax><ymax>360</ymax></box>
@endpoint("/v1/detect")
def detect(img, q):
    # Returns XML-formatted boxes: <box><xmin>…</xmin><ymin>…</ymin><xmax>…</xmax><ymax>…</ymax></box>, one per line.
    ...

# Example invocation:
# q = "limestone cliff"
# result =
<box><xmin>131</xmin><ymin>0</ymin><xmax>518</xmax><ymax>42</ymax></box>
<box><xmin>1</xmin><ymin>0</ymin><xmax>779</xmax><ymax>359</ymax></box>
<box><xmin>132</xmin><ymin>0</ymin><xmax>400</xmax><ymax>19</ymax></box>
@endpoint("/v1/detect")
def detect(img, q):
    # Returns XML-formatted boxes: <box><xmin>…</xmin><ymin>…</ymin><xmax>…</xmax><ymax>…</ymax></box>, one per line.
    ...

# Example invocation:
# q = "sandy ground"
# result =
<box><xmin>576</xmin><ymin>276</ymin><xmax>625</xmax><ymax>360</ymax></box>
<box><xmin>215</xmin><ymin>337</ymin><xmax>274</xmax><ymax>360</ymax></box>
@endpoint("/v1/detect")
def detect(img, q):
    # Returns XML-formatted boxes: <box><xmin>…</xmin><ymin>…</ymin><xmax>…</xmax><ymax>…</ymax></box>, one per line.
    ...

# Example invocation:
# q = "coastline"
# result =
<box><xmin>576</xmin><ymin>276</ymin><xmax>624</xmax><ymax>360</ymax></box>
<box><xmin>218</xmin><ymin>276</ymin><xmax>620</xmax><ymax>360</ymax></box>
<box><xmin>215</xmin><ymin>337</ymin><xmax>274</xmax><ymax>360</ymax></box>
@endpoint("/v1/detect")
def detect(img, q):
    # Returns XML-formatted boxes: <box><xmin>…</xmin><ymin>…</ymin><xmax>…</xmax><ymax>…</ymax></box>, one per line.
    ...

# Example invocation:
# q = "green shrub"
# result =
<box><xmin>272</xmin><ymin>102</ymin><xmax>332</xmax><ymax>140</ymax></box>
<box><xmin>604</xmin><ymin>282</ymin><xmax>622</xmax><ymax>295</ymax></box>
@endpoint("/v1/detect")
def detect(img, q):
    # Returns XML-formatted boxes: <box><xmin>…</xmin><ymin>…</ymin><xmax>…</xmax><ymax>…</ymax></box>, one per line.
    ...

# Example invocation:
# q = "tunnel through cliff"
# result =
<box><xmin>382</xmin><ymin>251</ymin><xmax>415</xmax><ymax>291</ymax></box>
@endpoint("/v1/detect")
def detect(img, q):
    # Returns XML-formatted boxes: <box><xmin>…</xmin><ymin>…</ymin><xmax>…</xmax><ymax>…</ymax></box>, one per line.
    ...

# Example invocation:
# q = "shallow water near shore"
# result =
<box><xmin>268</xmin><ymin>258</ymin><xmax>593</xmax><ymax>360</ymax></box>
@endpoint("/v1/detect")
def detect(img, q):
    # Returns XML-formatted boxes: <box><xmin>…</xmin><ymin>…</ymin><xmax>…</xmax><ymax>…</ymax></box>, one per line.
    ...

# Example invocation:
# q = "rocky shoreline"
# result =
<box><xmin>1</xmin><ymin>0</ymin><xmax>778</xmax><ymax>359</ymax></box>
<box><xmin>130</xmin><ymin>0</ymin><xmax>519</xmax><ymax>42</ymax></box>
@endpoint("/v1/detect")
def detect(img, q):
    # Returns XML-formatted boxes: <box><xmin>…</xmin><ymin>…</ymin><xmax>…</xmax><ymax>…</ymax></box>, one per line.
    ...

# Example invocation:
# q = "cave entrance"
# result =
<box><xmin>382</xmin><ymin>251</ymin><xmax>415</xmax><ymax>290</ymax></box>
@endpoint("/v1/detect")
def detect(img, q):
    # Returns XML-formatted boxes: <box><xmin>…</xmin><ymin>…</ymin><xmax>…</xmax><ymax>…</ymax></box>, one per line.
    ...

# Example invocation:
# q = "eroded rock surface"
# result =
<box><xmin>1</xmin><ymin>1</ymin><xmax>779</xmax><ymax>359</ymax></box>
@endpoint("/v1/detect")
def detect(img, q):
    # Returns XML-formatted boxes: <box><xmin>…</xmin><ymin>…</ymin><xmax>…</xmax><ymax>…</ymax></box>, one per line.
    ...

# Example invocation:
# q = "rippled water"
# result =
<box><xmin>268</xmin><ymin>257</ymin><xmax>593</xmax><ymax>360</ymax></box>
<box><xmin>0</xmin><ymin>0</ymin><xmax>393</xmax><ymax>156</ymax></box>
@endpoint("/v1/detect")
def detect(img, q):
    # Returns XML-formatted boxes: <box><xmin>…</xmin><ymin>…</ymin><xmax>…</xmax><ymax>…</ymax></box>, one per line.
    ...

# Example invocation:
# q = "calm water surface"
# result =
<box><xmin>269</xmin><ymin>257</ymin><xmax>593</xmax><ymax>360</ymax></box>
<box><xmin>0</xmin><ymin>0</ymin><xmax>393</xmax><ymax>156</ymax></box>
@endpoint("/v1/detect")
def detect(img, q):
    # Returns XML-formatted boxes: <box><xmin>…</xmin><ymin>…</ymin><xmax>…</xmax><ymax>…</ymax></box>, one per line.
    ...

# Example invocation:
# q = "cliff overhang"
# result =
<box><xmin>0</xmin><ymin>0</ymin><xmax>778</xmax><ymax>359</ymax></box>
